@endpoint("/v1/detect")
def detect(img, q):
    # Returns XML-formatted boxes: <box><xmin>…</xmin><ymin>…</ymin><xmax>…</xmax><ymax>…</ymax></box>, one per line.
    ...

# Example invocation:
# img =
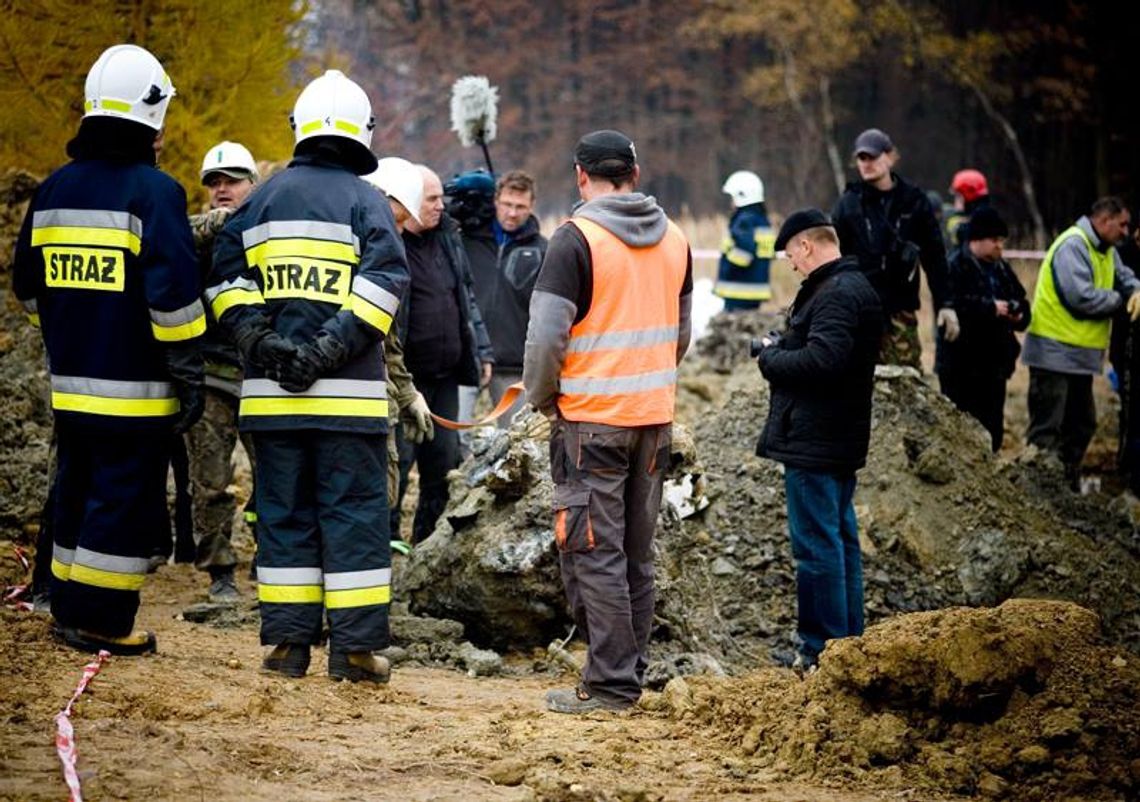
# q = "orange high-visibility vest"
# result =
<box><xmin>557</xmin><ymin>216</ymin><xmax>690</xmax><ymax>426</ymax></box>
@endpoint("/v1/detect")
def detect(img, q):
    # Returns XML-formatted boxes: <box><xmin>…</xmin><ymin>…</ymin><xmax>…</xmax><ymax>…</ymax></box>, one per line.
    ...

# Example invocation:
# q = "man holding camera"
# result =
<box><xmin>937</xmin><ymin>208</ymin><xmax>1030</xmax><ymax>452</ymax></box>
<box><xmin>755</xmin><ymin>209</ymin><xmax>882</xmax><ymax>673</ymax></box>
<box><xmin>831</xmin><ymin>128</ymin><xmax>953</xmax><ymax>369</ymax></box>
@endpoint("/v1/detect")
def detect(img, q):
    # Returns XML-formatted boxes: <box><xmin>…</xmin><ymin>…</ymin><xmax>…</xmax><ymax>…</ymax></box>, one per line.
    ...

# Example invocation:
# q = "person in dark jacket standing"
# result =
<box><xmin>13</xmin><ymin>44</ymin><xmax>206</xmax><ymax>654</ymax></box>
<box><xmin>396</xmin><ymin>165</ymin><xmax>494</xmax><ymax>543</ymax></box>
<box><xmin>462</xmin><ymin>170</ymin><xmax>548</xmax><ymax>426</ymax></box>
<box><xmin>938</xmin><ymin>208</ymin><xmax>1029</xmax><ymax>452</ymax></box>
<box><xmin>208</xmin><ymin>70</ymin><xmax>408</xmax><ymax>683</ymax></box>
<box><xmin>715</xmin><ymin>170</ymin><xmax>775</xmax><ymax>310</ymax></box>
<box><xmin>831</xmin><ymin>128</ymin><xmax>955</xmax><ymax>369</ymax></box>
<box><xmin>756</xmin><ymin>209</ymin><xmax>883</xmax><ymax>672</ymax></box>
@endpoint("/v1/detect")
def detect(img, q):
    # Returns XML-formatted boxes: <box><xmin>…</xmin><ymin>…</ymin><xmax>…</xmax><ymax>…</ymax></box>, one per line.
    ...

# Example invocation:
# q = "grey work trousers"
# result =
<box><xmin>549</xmin><ymin>419</ymin><xmax>671</xmax><ymax>704</ymax></box>
<box><xmin>1026</xmin><ymin>366</ymin><xmax>1096</xmax><ymax>479</ymax></box>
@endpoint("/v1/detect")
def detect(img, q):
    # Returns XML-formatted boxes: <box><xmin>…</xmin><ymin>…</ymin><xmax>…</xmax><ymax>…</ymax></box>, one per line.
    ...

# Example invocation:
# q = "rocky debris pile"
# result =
<box><xmin>0</xmin><ymin>171</ymin><xmax>51</xmax><ymax>552</ymax></box>
<box><xmin>662</xmin><ymin>599</ymin><xmax>1140</xmax><ymax>801</ymax></box>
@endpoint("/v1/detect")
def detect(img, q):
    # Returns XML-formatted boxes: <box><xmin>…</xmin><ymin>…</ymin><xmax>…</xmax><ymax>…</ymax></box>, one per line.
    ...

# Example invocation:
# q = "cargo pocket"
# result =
<box><xmin>576</xmin><ymin>428</ymin><xmax>630</xmax><ymax>475</ymax></box>
<box><xmin>553</xmin><ymin>487</ymin><xmax>595</xmax><ymax>553</ymax></box>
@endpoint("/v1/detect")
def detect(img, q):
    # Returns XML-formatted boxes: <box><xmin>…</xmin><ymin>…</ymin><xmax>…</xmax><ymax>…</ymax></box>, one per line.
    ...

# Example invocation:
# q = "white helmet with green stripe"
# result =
<box><xmin>84</xmin><ymin>44</ymin><xmax>175</xmax><ymax>131</ymax></box>
<box><xmin>291</xmin><ymin>70</ymin><xmax>375</xmax><ymax>153</ymax></box>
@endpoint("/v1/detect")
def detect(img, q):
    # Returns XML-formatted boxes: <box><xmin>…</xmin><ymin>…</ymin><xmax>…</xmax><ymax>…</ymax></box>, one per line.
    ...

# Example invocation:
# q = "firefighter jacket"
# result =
<box><xmin>524</xmin><ymin>193</ymin><xmax>693</xmax><ymax>427</ymax></box>
<box><xmin>206</xmin><ymin>153</ymin><xmax>409</xmax><ymax>434</ymax></box>
<box><xmin>13</xmin><ymin>158</ymin><xmax>205</xmax><ymax>432</ymax></box>
<box><xmin>831</xmin><ymin>173</ymin><xmax>950</xmax><ymax>316</ymax></box>
<box><xmin>715</xmin><ymin>203</ymin><xmax>775</xmax><ymax>302</ymax></box>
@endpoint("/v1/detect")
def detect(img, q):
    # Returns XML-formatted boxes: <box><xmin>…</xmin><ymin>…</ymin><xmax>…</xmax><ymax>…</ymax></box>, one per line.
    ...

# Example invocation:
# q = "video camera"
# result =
<box><xmin>443</xmin><ymin>169</ymin><xmax>496</xmax><ymax>233</ymax></box>
<box><xmin>749</xmin><ymin>331</ymin><xmax>783</xmax><ymax>358</ymax></box>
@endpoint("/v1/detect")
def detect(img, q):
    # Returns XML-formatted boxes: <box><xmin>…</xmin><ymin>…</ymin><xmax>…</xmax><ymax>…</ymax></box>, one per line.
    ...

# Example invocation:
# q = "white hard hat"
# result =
<box><xmin>364</xmin><ymin>157</ymin><xmax>423</xmax><ymax>226</ymax></box>
<box><xmin>722</xmin><ymin>170</ymin><xmax>764</xmax><ymax>207</ymax></box>
<box><xmin>84</xmin><ymin>44</ymin><xmax>175</xmax><ymax>131</ymax></box>
<box><xmin>200</xmin><ymin>141</ymin><xmax>259</xmax><ymax>185</ymax></box>
<box><xmin>291</xmin><ymin>70</ymin><xmax>375</xmax><ymax>152</ymax></box>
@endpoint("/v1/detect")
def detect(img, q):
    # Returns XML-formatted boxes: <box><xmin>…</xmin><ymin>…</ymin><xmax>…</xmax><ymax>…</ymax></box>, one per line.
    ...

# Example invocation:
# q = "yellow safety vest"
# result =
<box><xmin>1027</xmin><ymin>225</ymin><xmax>1115</xmax><ymax>350</ymax></box>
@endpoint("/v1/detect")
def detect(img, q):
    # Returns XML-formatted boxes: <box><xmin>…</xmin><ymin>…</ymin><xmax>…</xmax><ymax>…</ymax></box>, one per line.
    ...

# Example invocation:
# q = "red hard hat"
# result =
<box><xmin>950</xmin><ymin>169</ymin><xmax>989</xmax><ymax>203</ymax></box>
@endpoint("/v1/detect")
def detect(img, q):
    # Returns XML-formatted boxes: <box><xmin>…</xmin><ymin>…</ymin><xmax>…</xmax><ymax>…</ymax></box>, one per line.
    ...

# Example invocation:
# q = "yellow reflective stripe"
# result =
<box><xmin>259</xmin><ymin>584</ymin><xmax>323</xmax><ymax>603</ymax></box>
<box><xmin>334</xmin><ymin>119</ymin><xmax>360</xmax><ymax>135</ymax></box>
<box><xmin>69</xmin><ymin>563</ymin><xmax>146</xmax><ymax>591</ymax></box>
<box><xmin>240</xmin><ymin>397</ymin><xmax>388</xmax><ymax>418</ymax></box>
<box><xmin>151</xmin><ymin>313</ymin><xmax>207</xmax><ymax>342</ymax></box>
<box><xmin>52</xmin><ymin>391</ymin><xmax>179</xmax><ymax>417</ymax></box>
<box><xmin>246</xmin><ymin>238</ymin><xmax>357</xmax><ymax>266</ymax></box>
<box><xmin>28</xmin><ymin>313</ymin><xmax>40</xmax><ymax>328</ymax></box>
<box><xmin>244</xmin><ymin>511</ymin><xmax>258</xmax><ymax>523</ymax></box>
<box><xmin>348</xmin><ymin>294</ymin><xmax>394</xmax><ymax>334</ymax></box>
<box><xmin>324</xmin><ymin>585</ymin><xmax>391</xmax><ymax>609</ymax></box>
<box><xmin>32</xmin><ymin>226</ymin><xmax>141</xmax><ymax>255</ymax></box>
<box><xmin>211</xmin><ymin>288</ymin><xmax>264</xmax><ymax>319</ymax></box>
<box><xmin>51</xmin><ymin>558</ymin><xmax>71</xmax><ymax>581</ymax></box>
<box><xmin>725</xmin><ymin>247</ymin><xmax>753</xmax><ymax>267</ymax></box>
<box><xmin>754</xmin><ymin>231</ymin><xmax>777</xmax><ymax>258</ymax></box>
<box><xmin>299</xmin><ymin>120</ymin><xmax>324</xmax><ymax>135</ymax></box>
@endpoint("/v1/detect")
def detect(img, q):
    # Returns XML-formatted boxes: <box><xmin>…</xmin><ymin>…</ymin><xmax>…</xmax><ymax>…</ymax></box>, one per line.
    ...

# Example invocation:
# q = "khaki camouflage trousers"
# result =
<box><xmin>879</xmin><ymin>311</ymin><xmax>922</xmax><ymax>370</ymax></box>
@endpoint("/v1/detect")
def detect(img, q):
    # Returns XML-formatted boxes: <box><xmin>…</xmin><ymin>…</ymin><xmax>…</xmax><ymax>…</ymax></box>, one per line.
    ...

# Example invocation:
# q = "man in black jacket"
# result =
<box><xmin>938</xmin><ymin>207</ymin><xmax>1029</xmax><ymax>452</ymax></box>
<box><xmin>756</xmin><ymin>209</ymin><xmax>883</xmax><ymax>672</ymax></box>
<box><xmin>396</xmin><ymin>165</ymin><xmax>494</xmax><ymax>543</ymax></box>
<box><xmin>832</xmin><ymin>128</ymin><xmax>955</xmax><ymax>369</ymax></box>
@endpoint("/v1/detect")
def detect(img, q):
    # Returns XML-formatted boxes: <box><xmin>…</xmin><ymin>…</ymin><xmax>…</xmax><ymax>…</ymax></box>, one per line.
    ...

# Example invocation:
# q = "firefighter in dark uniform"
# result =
<box><xmin>13</xmin><ymin>44</ymin><xmax>206</xmax><ymax>654</ymax></box>
<box><xmin>715</xmin><ymin>170</ymin><xmax>775</xmax><ymax>310</ymax></box>
<box><xmin>207</xmin><ymin>70</ymin><xmax>409</xmax><ymax>683</ymax></box>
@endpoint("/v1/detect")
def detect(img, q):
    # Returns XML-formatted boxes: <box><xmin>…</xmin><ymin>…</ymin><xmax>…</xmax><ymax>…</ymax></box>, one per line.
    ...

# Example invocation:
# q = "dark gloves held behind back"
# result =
<box><xmin>165</xmin><ymin>340</ymin><xmax>205</xmax><ymax>434</ymax></box>
<box><xmin>277</xmin><ymin>331</ymin><xmax>349</xmax><ymax>393</ymax></box>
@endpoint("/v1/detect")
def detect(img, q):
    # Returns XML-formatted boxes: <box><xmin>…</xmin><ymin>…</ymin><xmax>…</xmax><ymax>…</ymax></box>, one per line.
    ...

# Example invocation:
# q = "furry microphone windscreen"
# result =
<box><xmin>450</xmin><ymin>75</ymin><xmax>498</xmax><ymax>147</ymax></box>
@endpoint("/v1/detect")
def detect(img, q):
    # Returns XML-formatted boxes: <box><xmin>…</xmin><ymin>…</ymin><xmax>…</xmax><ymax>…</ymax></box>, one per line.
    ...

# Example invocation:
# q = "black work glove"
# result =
<box><xmin>233</xmin><ymin>316</ymin><xmax>297</xmax><ymax>376</ymax></box>
<box><xmin>278</xmin><ymin>331</ymin><xmax>348</xmax><ymax>393</ymax></box>
<box><xmin>171</xmin><ymin>381</ymin><xmax>205</xmax><ymax>434</ymax></box>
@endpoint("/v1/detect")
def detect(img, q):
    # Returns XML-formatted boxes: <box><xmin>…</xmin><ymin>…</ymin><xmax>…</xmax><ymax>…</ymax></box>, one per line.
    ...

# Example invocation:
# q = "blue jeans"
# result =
<box><xmin>784</xmin><ymin>467</ymin><xmax>864</xmax><ymax>661</ymax></box>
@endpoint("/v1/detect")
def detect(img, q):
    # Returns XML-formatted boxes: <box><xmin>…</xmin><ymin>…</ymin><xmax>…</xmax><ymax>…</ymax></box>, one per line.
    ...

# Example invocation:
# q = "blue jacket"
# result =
<box><xmin>13</xmin><ymin>158</ymin><xmax>204</xmax><ymax>432</ymax></box>
<box><xmin>206</xmin><ymin>154</ymin><xmax>409</xmax><ymax>434</ymax></box>
<box><xmin>715</xmin><ymin>203</ymin><xmax>774</xmax><ymax>302</ymax></box>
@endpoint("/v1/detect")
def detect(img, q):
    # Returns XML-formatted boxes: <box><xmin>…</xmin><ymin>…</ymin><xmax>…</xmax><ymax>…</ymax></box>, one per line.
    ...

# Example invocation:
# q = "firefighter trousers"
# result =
<box><xmin>49</xmin><ymin>423</ymin><xmax>170</xmax><ymax>636</ymax></box>
<box><xmin>253</xmin><ymin>431</ymin><xmax>390</xmax><ymax>652</ymax></box>
<box><xmin>550</xmin><ymin>420</ymin><xmax>671</xmax><ymax>705</ymax></box>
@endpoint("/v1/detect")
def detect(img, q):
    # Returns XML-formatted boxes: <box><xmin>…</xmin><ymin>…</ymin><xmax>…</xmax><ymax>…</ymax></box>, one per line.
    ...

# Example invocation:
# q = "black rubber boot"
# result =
<box><xmin>328</xmin><ymin>651</ymin><xmax>390</xmax><ymax>684</ymax></box>
<box><xmin>262</xmin><ymin>644</ymin><xmax>311</xmax><ymax>678</ymax></box>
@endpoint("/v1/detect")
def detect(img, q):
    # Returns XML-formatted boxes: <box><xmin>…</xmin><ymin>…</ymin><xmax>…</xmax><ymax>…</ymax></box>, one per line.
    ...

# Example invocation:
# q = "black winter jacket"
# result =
<box><xmin>463</xmin><ymin>215</ymin><xmax>547</xmax><ymax>371</ymax></box>
<box><xmin>832</xmin><ymin>173</ymin><xmax>950</xmax><ymax>316</ymax></box>
<box><xmin>397</xmin><ymin>214</ymin><xmax>494</xmax><ymax>387</ymax></box>
<box><xmin>757</xmin><ymin>257</ymin><xmax>883</xmax><ymax>473</ymax></box>
<box><xmin>939</xmin><ymin>248</ymin><xmax>1029</xmax><ymax>379</ymax></box>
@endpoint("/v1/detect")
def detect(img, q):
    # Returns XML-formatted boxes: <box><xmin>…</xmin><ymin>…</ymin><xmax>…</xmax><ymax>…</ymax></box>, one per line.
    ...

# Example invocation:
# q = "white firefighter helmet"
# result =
<box><xmin>200</xmin><ymin>141</ymin><xmax>259</xmax><ymax>185</ymax></box>
<box><xmin>722</xmin><ymin>170</ymin><xmax>764</xmax><ymax>207</ymax></box>
<box><xmin>364</xmin><ymin>157</ymin><xmax>423</xmax><ymax>226</ymax></box>
<box><xmin>84</xmin><ymin>44</ymin><xmax>175</xmax><ymax>131</ymax></box>
<box><xmin>291</xmin><ymin>70</ymin><xmax>375</xmax><ymax>152</ymax></box>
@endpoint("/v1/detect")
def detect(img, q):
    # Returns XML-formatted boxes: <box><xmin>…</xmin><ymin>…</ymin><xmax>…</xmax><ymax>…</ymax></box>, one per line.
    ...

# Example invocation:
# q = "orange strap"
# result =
<box><xmin>430</xmin><ymin>381</ymin><xmax>525</xmax><ymax>430</ymax></box>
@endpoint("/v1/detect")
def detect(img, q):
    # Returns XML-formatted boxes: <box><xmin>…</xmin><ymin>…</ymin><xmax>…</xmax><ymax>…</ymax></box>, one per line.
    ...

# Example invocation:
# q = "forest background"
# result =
<box><xmin>1</xmin><ymin>0</ymin><xmax>1133</xmax><ymax>249</ymax></box>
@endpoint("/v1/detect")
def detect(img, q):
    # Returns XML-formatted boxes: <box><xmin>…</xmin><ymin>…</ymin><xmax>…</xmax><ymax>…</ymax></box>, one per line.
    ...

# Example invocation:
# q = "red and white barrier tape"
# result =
<box><xmin>55</xmin><ymin>650</ymin><xmax>110</xmax><ymax>802</ymax></box>
<box><xmin>5</xmin><ymin>545</ymin><xmax>33</xmax><ymax>611</ymax></box>
<box><xmin>691</xmin><ymin>247</ymin><xmax>1047</xmax><ymax>261</ymax></box>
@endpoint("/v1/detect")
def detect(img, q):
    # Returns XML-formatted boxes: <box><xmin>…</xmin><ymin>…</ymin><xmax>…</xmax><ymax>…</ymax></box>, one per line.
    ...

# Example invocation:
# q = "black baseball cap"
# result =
<box><xmin>574</xmin><ymin>129</ymin><xmax>637</xmax><ymax>178</ymax></box>
<box><xmin>853</xmin><ymin>128</ymin><xmax>894</xmax><ymax>158</ymax></box>
<box><xmin>774</xmin><ymin>208</ymin><xmax>833</xmax><ymax>251</ymax></box>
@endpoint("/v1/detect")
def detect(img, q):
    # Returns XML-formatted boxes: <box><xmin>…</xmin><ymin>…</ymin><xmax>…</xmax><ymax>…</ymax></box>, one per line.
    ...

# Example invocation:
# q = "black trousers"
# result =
<box><xmin>50</xmin><ymin>424</ymin><xmax>170</xmax><ymax>636</ymax></box>
<box><xmin>939</xmin><ymin>368</ymin><xmax>1008</xmax><ymax>452</ymax></box>
<box><xmin>254</xmin><ymin>431</ymin><xmax>390</xmax><ymax>652</ymax></box>
<box><xmin>1026</xmin><ymin>367</ymin><xmax>1096</xmax><ymax>477</ymax></box>
<box><xmin>397</xmin><ymin>376</ymin><xmax>460</xmax><ymax>543</ymax></box>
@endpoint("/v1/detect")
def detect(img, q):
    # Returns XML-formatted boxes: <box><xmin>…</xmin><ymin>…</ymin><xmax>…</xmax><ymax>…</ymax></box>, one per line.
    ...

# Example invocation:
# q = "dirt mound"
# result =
<box><xmin>666</xmin><ymin>599</ymin><xmax>1140</xmax><ymax>800</ymax></box>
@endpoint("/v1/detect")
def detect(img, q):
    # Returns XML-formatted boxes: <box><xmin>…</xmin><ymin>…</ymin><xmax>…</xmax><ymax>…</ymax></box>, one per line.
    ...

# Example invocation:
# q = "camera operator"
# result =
<box><xmin>937</xmin><ymin>208</ymin><xmax>1029</xmax><ymax>452</ymax></box>
<box><xmin>755</xmin><ymin>209</ymin><xmax>882</xmax><ymax>673</ymax></box>
<box><xmin>831</xmin><ymin>128</ymin><xmax>953</xmax><ymax>369</ymax></box>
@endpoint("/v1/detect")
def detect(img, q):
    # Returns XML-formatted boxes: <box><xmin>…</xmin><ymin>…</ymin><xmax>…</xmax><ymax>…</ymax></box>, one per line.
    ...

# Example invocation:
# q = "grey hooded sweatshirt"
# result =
<box><xmin>522</xmin><ymin>192</ymin><xmax>693</xmax><ymax>417</ymax></box>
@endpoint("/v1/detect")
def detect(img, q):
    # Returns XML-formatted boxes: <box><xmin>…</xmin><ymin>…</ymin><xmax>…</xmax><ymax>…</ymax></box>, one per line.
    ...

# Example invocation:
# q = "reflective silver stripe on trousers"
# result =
<box><xmin>33</xmin><ymin>208</ymin><xmax>144</xmax><ymax>238</ymax></box>
<box><xmin>51</xmin><ymin>375</ymin><xmax>174</xmax><ymax>399</ymax></box>
<box><xmin>323</xmin><ymin>568</ymin><xmax>392</xmax><ymax>591</ymax></box>
<box><xmin>257</xmin><ymin>566</ymin><xmax>323</xmax><ymax>585</ymax></box>
<box><xmin>54</xmin><ymin>545</ymin><xmax>76</xmax><ymax>565</ymax></box>
<box><xmin>205</xmin><ymin>276</ymin><xmax>260</xmax><ymax>302</ymax></box>
<box><xmin>74</xmin><ymin>547</ymin><xmax>149</xmax><ymax>575</ymax></box>
<box><xmin>560</xmin><ymin>369</ymin><xmax>677</xmax><ymax>396</ymax></box>
<box><xmin>567</xmin><ymin>325</ymin><xmax>679</xmax><ymax>354</ymax></box>
<box><xmin>242</xmin><ymin>220</ymin><xmax>360</xmax><ymax>254</ymax></box>
<box><xmin>242</xmin><ymin>378</ymin><xmax>387</xmax><ymax>399</ymax></box>
<box><xmin>150</xmin><ymin>298</ymin><xmax>205</xmax><ymax>326</ymax></box>
<box><xmin>714</xmin><ymin>280</ymin><xmax>771</xmax><ymax>295</ymax></box>
<box><xmin>351</xmin><ymin>275</ymin><xmax>400</xmax><ymax>315</ymax></box>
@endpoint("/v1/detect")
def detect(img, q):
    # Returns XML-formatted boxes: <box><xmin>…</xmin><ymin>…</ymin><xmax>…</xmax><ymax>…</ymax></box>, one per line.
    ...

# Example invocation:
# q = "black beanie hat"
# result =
<box><xmin>967</xmin><ymin>207</ymin><xmax>1008</xmax><ymax>241</ymax></box>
